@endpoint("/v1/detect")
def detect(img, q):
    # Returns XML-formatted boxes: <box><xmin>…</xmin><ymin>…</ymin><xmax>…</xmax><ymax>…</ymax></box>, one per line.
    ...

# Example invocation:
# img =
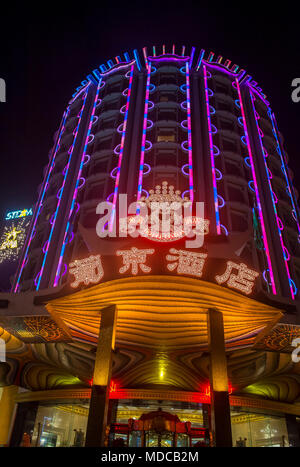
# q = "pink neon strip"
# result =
<box><xmin>36</xmin><ymin>87</ymin><xmax>90</xmax><ymax>290</ymax></box>
<box><xmin>270</xmin><ymin>112</ymin><xmax>300</xmax><ymax>237</ymax></box>
<box><xmin>12</xmin><ymin>108</ymin><xmax>70</xmax><ymax>292</ymax></box>
<box><xmin>109</xmin><ymin>64</ymin><xmax>134</xmax><ymax>230</ymax></box>
<box><xmin>185</xmin><ymin>62</ymin><xmax>194</xmax><ymax>203</ymax></box>
<box><xmin>203</xmin><ymin>65</ymin><xmax>221</xmax><ymax>235</ymax></box>
<box><xmin>54</xmin><ymin>80</ymin><xmax>103</xmax><ymax>286</ymax></box>
<box><xmin>250</xmin><ymin>91</ymin><xmax>294</xmax><ymax>299</ymax></box>
<box><xmin>143</xmin><ymin>47</ymin><xmax>148</xmax><ymax>68</ymax></box>
<box><xmin>236</xmin><ymin>80</ymin><xmax>276</xmax><ymax>295</ymax></box>
<box><xmin>137</xmin><ymin>64</ymin><xmax>152</xmax><ymax>206</ymax></box>
<box><xmin>100</xmin><ymin>60</ymin><xmax>135</xmax><ymax>77</ymax></box>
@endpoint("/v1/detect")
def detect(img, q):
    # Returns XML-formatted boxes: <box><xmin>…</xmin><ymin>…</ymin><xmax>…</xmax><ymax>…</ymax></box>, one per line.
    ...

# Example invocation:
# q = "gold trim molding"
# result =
<box><xmin>14</xmin><ymin>387</ymin><xmax>300</xmax><ymax>416</ymax></box>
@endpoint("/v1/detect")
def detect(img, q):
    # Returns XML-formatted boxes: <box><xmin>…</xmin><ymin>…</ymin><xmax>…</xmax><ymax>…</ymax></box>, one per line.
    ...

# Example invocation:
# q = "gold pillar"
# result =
<box><xmin>207</xmin><ymin>308</ymin><xmax>232</xmax><ymax>447</ymax></box>
<box><xmin>85</xmin><ymin>305</ymin><xmax>117</xmax><ymax>447</ymax></box>
<box><xmin>0</xmin><ymin>385</ymin><xmax>18</xmax><ymax>446</ymax></box>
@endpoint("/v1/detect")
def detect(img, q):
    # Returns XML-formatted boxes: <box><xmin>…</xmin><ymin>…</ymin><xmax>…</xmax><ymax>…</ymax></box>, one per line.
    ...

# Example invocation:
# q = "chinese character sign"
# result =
<box><xmin>68</xmin><ymin>249</ymin><xmax>259</xmax><ymax>296</ymax></box>
<box><xmin>166</xmin><ymin>249</ymin><xmax>207</xmax><ymax>278</ymax></box>
<box><xmin>116</xmin><ymin>247</ymin><xmax>155</xmax><ymax>275</ymax></box>
<box><xmin>69</xmin><ymin>255</ymin><xmax>104</xmax><ymax>288</ymax></box>
<box><xmin>215</xmin><ymin>261</ymin><xmax>259</xmax><ymax>295</ymax></box>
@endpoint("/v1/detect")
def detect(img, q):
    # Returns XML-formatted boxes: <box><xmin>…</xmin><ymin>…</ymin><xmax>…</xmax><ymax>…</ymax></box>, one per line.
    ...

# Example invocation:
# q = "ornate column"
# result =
<box><xmin>0</xmin><ymin>385</ymin><xmax>18</xmax><ymax>446</ymax></box>
<box><xmin>85</xmin><ymin>305</ymin><xmax>117</xmax><ymax>447</ymax></box>
<box><xmin>207</xmin><ymin>308</ymin><xmax>232</xmax><ymax>447</ymax></box>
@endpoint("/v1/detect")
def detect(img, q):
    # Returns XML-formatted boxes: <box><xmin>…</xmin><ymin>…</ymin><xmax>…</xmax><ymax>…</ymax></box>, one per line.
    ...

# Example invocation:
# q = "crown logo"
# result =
<box><xmin>140</xmin><ymin>181</ymin><xmax>190</xmax><ymax>206</ymax></box>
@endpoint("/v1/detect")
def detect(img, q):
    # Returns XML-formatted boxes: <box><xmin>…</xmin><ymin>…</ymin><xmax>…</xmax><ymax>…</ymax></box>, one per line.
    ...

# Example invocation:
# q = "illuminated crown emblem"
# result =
<box><xmin>140</xmin><ymin>181</ymin><xmax>190</xmax><ymax>206</ymax></box>
<box><xmin>123</xmin><ymin>182</ymin><xmax>210</xmax><ymax>242</ymax></box>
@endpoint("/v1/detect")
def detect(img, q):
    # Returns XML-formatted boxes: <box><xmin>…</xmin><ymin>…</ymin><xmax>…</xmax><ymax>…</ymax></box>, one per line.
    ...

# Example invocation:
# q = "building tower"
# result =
<box><xmin>1</xmin><ymin>46</ymin><xmax>300</xmax><ymax>448</ymax></box>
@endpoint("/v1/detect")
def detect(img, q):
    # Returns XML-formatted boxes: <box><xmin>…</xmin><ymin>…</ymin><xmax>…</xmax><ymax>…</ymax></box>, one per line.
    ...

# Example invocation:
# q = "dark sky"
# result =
<box><xmin>0</xmin><ymin>1</ymin><xmax>299</xmax><ymax>223</ymax></box>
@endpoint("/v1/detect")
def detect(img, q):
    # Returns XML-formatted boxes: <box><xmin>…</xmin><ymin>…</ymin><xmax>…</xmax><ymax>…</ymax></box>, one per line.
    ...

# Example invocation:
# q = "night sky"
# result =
<box><xmin>0</xmin><ymin>1</ymin><xmax>299</xmax><ymax>223</ymax></box>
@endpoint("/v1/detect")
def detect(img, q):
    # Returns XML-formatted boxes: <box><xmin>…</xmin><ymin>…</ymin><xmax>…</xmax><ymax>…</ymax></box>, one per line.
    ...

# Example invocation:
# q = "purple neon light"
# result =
<box><xmin>13</xmin><ymin>107</ymin><xmax>71</xmax><ymax>292</ymax></box>
<box><xmin>185</xmin><ymin>62</ymin><xmax>194</xmax><ymax>203</ymax></box>
<box><xmin>269</xmin><ymin>111</ymin><xmax>300</xmax><ymax>237</ymax></box>
<box><xmin>236</xmin><ymin>81</ymin><xmax>276</xmax><ymax>294</ymax></box>
<box><xmin>38</xmin><ymin>89</ymin><xmax>89</xmax><ymax>290</ymax></box>
<box><xmin>53</xmin><ymin>81</ymin><xmax>102</xmax><ymax>286</ymax></box>
<box><xmin>250</xmin><ymin>91</ymin><xmax>294</xmax><ymax>298</ymax></box>
<box><xmin>137</xmin><ymin>64</ymin><xmax>152</xmax><ymax>207</ymax></box>
<box><xmin>238</xmin><ymin>82</ymin><xmax>278</xmax><ymax>294</ymax></box>
<box><xmin>69</xmin><ymin>82</ymin><xmax>90</xmax><ymax>105</ymax></box>
<box><xmin>100</xmin><ymin>60</ymin><xmax>135</xmax><ymax>77</ymax></box>
<box><xmin>203</xmin><ymin>65</ymin><xmax>220</xmax><ymax>234</ymax></box>
<box><xmin>148</xmin><ymin>55</ymin><xmax>190</xmax><ymax>62</ymax></box>
<box><xmin>109</xmin><ymin>64</ymin><xmax>134</xmax><ymax>231</ymax></box>
<box><xmin>204</xmin><ymin>61</ymin><xmax>238</xmax><ymax>77</ymax></box>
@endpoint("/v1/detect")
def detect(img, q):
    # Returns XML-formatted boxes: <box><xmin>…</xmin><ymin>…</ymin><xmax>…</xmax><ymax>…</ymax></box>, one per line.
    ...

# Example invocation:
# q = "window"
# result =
<box><xmin>220</xmin><ymin>118</ymin><xmax>235</xmax><ymax>132</ymax></box>
<box><xmin>86</xmin><ymin>182</ymin><xmax>105</xmax><ymax>201</ymax></box>
<box><xmin>158</xmin><ymin>109</ymin><xmax>177</xmax><ymax>121</ymax></box>
<box><xmin>157</xmin><ymin>134</ymin><xmax>176</xmax><ymax>143</ymax></box>
<box><xmin>225</xmin><ymin>161</ymin><xmax>242</xmax><ymax>177</ymax></box>
<box><xmin>216</xmin><ymin>100</ymin><xmax>232</xmax><ymax>112</ymax></box>
<box><xmin>228</xmin><ymin>183</ymin><xmax>246</xmax><ymax>203</ymax></box>
<box><xmin>231</xmin><ymin>210</ymin><xmax>248</xmax><ymax>231</ymax></box>
<box><xmin>222</xmin><ymin>138</ymin><xmax>237</xmax><ymax>152</ymax></box>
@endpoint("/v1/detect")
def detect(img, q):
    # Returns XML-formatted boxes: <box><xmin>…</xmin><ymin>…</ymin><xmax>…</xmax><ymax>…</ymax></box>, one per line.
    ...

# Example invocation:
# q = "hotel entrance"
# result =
<box><xmin>109</xmin><ymin>400</ymin><xmax>210</xmax><ymax>447</ymax></box>
<box><xmin>110</xmin><ymin>409</ymin><xmax>209</xmax><ymax>447</ymax></box>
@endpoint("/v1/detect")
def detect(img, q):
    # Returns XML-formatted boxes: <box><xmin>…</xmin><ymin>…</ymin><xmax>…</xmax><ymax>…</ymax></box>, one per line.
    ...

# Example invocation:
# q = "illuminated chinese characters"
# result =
<box><xmin>215</xmin><ymin>261</ymin><xmax>259</xmax><ymax>295</ymax></box>
<box><xmin>166</xmin><ymin>249</ymin><xmax>207</xmax><ymax>277</ymax></box>
<box><xmin>69</xmin><ymin>255</ymin><xmax>104</xmax><ymax>288</ymax></box>
<box><xmin>116</xmin><ymin>247</ymin><xmax>155</xmax><ymax>275</ymax></box>
<box><xmin>68</xmin><ymin>249</ymin><xmax>259</xmax><ymax>295</ymax></box>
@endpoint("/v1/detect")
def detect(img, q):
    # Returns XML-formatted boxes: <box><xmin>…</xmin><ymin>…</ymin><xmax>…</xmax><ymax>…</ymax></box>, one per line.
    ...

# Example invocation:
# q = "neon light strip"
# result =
<box><xmin>36</xmin><ymin>87</ymin><xmax>90</xmax><ymax>290</ymax></box>
<box><xmin>269</xmin><ymin>112</ymin><xmax>300</xmax><ymax>236</ymax></box>
<box><xmin>133</xmin><ymin>50</ymin><xmax>141</xmax><ymax>71</ymax></box>
<box><xmin>12</xmin><ymin>108</ymin><xmax>70</xmax><ymax>292</ymax></box>
<box><xmin>189</xmin><ymin>47</ymin><xmax>195</xmax><ymax>69</ymax></box>
<box><xmin>53</xmin><ymin>80</ymin><xmax>103</xmax><ymax>286</ymax></box>
<box><xmin>203</xmin><ymin>65</ymin><xmax>220</xmax><ymax>234</ymax></box>
<box><xmin>185</xmin><ymin>62</ymin><xmax>194</xmax><ymax>203</ymax></box>
<box><xmin>137</xmin><ymin>64</ymin><xmax>151</xmax><ymax>207</ymax></box>
<box><xmin>250</xmin><ymin>91</ymin><xmax>294</xmax><ymax>298</ymax></box>
<box><xmin>70</xmin><ymin>82</ymin><xmax>90</xmax><ymax>102</ymax></box>
<box><xmin>99</xmin><ymin>60</ymin><xmax>135</xmax><ymax>77</ymax></box>
<box><xmin>236</xmin><ymin>79</ymin><xmax>276</xmax><ymax>295</ymax></box>
<box><xmin>109</xmin><ymin>64</ymin><xmax>134</xmax><ymax>231</ymax></box>
<box><xmin>148</xmin><ymin>55</ymin><xmax>190</xmax><ymax>62</ymax></box>
<box><xmin>204</xmin><ymin>61</ymin><xmax>237</xmax><ymax>77</ymax></box>
<box><xmin>196</xmin><ymin>49</ymin><xmax>205</xmax><ymax>71</ymax></box>
<box><xmin>143</xmin><ymin>47</ymin><xmax>148</xmax><ymax>68</ymax></box>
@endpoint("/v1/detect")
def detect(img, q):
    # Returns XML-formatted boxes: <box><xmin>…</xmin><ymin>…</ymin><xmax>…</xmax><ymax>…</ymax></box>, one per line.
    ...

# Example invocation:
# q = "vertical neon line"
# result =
<box><xmin>36</xmin><ymin>86</ymin><xmax>90</xmax><ymax>290</ymax></box>
<box><xmin>203</xmin><ymin>65</ymin><xmax>221</xmax><ymax>234</ymax></box>
<box><xmin>12</xmin><ymin>108</ymin><xmax>70</xmax><ymax>292</ymax></box>
<box><xmin>269</xmin><ymin>112</ymin><xmax>300</xmax><ymax>236</ymax></box>
<box><xmin>250</xmin><ymin>91</ymin><xmax>294</xmax><ymax>298</ymax></box>
<box><xmin>143</xmin><ymin>47</ymin><xmax>148</xmax><ymax>68</ymax></box>
<box><xmin>185</xmin><ymin>62</ymin><xmax>194</xmax><ymax>203</ymax></box>
<box><xmin>196</xmin><ymin>49</ymin><xmax>205</xmax><ymax>71</ymax></box>
<box><xmin>54</xmin><ymin>80</ymin><xmax>103</xmax><ymax>286</ymax></box>
<box><xmin>137</xmin><ymin>64</ymin><xmax>151</xmax><ymax>206</ymax></box>
<box><xmin>109</xmin><ymin>64</ymin><xmax>134</xmax><ymax>231</ymax></box>
<box><xmin>236</xmin><ymin>79</ymin><xmax>276</xmax><ymax>295</ymax></box>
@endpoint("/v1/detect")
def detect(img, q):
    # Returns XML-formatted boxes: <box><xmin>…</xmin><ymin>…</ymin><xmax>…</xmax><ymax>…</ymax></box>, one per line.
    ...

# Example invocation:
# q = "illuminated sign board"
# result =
<box><xmin>68</xmin><ymin>245</ymin><xmax>260</xmax><ymax>296</ymax></box>
<box><xmin>0</xmin><ymin>208</ymin><xmax>33</xmax><ymax>264</ymax></box>
<box><xmin>5</xmin><ymin>208</ymin><xmax>33</xmax><ymax>221</ymax></box>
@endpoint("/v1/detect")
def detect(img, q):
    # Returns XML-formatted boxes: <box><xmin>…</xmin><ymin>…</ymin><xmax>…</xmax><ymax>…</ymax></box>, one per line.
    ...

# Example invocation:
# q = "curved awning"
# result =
<box><xmin>46</xmin><ymin>275</ymin><xmax>283</xmax><ymax>350</ymax></box>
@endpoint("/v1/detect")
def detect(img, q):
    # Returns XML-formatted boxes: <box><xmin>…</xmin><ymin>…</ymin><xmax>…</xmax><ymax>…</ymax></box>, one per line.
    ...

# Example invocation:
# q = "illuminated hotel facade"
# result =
<box><xmin>1</xmin><ymin>45</ymin><xmax>300</xmax><ymax>447</ymax></box>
